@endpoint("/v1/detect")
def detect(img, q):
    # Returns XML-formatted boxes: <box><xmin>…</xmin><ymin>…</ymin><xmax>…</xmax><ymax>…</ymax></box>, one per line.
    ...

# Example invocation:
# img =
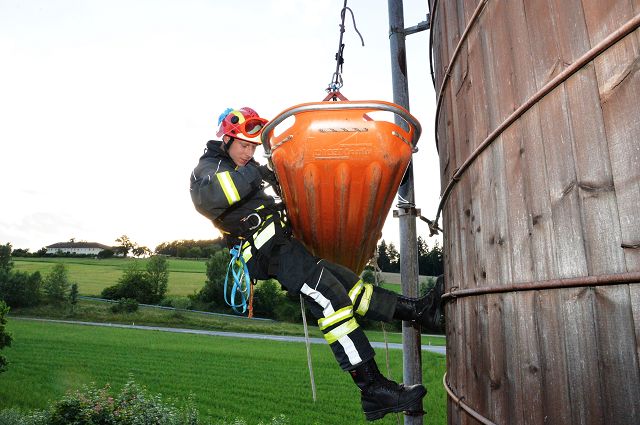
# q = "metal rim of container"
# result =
<box><xmin>259</xmin><ymin>101</ymin><xmax>422</xmax><ymax>156</ymax></box>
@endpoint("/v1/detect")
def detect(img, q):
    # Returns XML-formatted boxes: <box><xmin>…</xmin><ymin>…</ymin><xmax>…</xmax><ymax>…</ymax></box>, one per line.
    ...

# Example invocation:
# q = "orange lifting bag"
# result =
<box><xmin>261</xmin><ymin>100</ymin><xmax>421</xmax><ymax>273</ymax></box>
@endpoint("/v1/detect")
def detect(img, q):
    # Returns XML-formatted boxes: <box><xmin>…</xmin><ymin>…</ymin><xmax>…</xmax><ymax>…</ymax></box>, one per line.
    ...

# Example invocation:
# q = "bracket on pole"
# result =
<box><xmin>393</xmin><ymin>206</ymin><xmax>420</xmax><ymax>218</ymax></box>
<box><xmin>389</xmin><ymin>14</ymin><xmax>430</xmax><ymax>37</ymax></box>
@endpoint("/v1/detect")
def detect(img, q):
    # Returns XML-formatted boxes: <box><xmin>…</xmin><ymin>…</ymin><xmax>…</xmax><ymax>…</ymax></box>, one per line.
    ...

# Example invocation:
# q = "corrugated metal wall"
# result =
<box><xmin>429</xmin><ymin>0</ymin><xmax>640</xmax><ymax>423</ymax></box>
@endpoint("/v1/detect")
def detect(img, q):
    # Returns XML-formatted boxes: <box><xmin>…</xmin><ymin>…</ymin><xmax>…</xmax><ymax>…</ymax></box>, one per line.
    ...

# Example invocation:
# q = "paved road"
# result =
<box><xmin>19</xmin><ymin>317</ymin><xmax>446</xmax><ymax>355</ymax></box>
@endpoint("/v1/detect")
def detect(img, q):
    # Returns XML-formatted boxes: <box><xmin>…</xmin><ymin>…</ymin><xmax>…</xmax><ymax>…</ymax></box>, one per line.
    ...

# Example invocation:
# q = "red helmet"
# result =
<box><xmin>216</xmin><ymin>107</ymin><xmax>268</xmax><ymax>145</ymax></box>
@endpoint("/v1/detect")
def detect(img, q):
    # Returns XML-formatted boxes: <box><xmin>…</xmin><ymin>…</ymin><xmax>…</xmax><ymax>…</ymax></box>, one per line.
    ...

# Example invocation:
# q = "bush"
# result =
<box><xmin>0</xmin><ymin>244</ymin><xmax>13</xmax><ymax>274</ymax></box>
<box><xmin>102</xmin><ymin>258</ymin><xmax>168</xmax><ymax>305</ymax></box>
<box><xmin>252</xmin><ymin>279</ymin><xmax>283</xmax><ymax>319</ymax></box>
<box><xmin>0</xmin><ymin>243</ymin><xmax>42</xmax><ymax>308</ymax></box>
<box><xmin>101</xmin><ymin>267</ymin><xmax>150</xmax><ymax>303</ymax></box>
<box><xmin>160</xmin><ymin>297</ymin><xmax>192</xmax><ymax>310</ymax></box>
<box><xmin>42</xmin><ymin>264</ymin><xmax>70</xmax><ymax>304</ymax></box>
<box><xmin>0</xmin><ymin>380</ymin><xmax>291</xmax><ymax>425</ymax></box>
<box><xmin>68</xmin><ymin>284</ymin><xmax>78</xmax><ymax>308</ymax></box>
<box><xmin>0</xmin><ymin>300</ymin><xmax>12</xmax><ymax>374</ymax></box>
<box><xmin>97</xmin><ymin>249</ymin><xmax>115</xmax><ymax>259</ymax></box>
<box><xmin>251</xmin><ymin>280</ymin><xmax>302</xmax><ymax>322</ymax></box>
<box><xmin>0</xmin><ymin>379</ymin><xmax>198</xmax><ymax>425</ymax></box>
<box><xmin>192</xmin><ymin>249</ymin><xmax>231</xmax><ymax>312</ymax></box>
<box><xmin>110</xmin><ymin>298</ymin><xmax>139</xmax><ymax>313</ymax></box>
<box><xmin>145</xmin><ymin>256</ymin><xmax>169</xmax><ymax>302</ymax></box>
<box><xmin>274</xmin><ymin>292</ymin><xmax>302</xmax><ymax>323</ymax></box>
<box><xmin>0</xmin><ymin>408</ymin><xmax>48</xmax><ymax>425</ymax></box>
<box><xmin>0</xmin><ymin>270</ymin><xmax>42</xmax><ymax>308</ymax></box>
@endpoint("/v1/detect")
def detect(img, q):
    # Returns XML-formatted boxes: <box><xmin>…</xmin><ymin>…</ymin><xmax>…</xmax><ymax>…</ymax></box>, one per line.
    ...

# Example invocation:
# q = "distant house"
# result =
<box><xmin>45</xmin><ymin>241</ymin><xmax>113</xmax><ymax>256</ymax></box>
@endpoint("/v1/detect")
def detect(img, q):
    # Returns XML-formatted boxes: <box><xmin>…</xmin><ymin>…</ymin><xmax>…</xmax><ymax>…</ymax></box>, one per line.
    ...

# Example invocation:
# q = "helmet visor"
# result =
<box><xmin>241</xmin><ymin>117</ymin><xmax>268</xmax><ymax>137</ymax></box>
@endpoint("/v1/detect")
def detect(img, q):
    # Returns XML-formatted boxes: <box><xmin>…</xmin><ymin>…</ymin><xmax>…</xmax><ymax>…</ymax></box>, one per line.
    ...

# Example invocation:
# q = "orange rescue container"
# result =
<box><xmin>261</xmin><ymin>100</ymin><xmax>421</xmax><ymax>273</ymax></box>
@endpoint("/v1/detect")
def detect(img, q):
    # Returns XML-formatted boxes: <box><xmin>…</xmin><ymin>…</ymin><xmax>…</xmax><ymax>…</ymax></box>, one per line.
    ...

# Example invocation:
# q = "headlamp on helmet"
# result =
<box><xmin>216</xmin><ymin>106</ymin><xmax>267</xmax><ymax>145</ymax></box>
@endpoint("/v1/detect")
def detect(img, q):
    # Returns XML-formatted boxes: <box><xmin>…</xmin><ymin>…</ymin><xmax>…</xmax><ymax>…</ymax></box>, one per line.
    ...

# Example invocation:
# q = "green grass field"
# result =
<box><xmin>1</xmin><ymin>319</ymin><xmax>447</xmax><ymax>425</ymax></box>
<box><xmin>12</xmin><ymin>257</ymin><xmax>412</xmax><ymax>299</ymax></box>
<box><xmin>13</xmin><ymin>257</ymin><xmax>410</xmax><ymax>300</ymax></box>
<box><xmin>13</xmin><ymin>257</ymin><xmax>206</xmax><ymax>297</ymax></box>
<box><xmin>10</xmin><ymin>257</ymin><xmax>447</xmax><ymax>348</ymax></box>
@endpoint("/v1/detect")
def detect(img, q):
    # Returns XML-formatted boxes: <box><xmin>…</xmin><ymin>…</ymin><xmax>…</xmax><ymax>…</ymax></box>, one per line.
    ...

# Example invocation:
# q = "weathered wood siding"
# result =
<box><xmin>429</xmin><ymin>0</ymin><xmax>640</xmax><ymax>423</ymax></box>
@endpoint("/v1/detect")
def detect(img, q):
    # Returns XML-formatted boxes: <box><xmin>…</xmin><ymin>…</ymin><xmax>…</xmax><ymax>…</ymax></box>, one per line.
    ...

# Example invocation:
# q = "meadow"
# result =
<box><xmin>6</xmin><ymin>256</ymin><xmax>447</xmax><ymax>423</ymax></box>
<box><xmin>12</xmin><ymin>257</ymin><xmax>206</xmax><ymax>297</ymax></box>
<box><xmin>1</xmin><ymin>319</ymin><xmax>447</xmax><ymax>425</ymax></box>
<box><xmin>9</xmin><ymin>257</ymin><xmax>446</xmax><ymax>347</ymax></box>
<box><xmin>11</xmin><ymin>257</ymin><xmax>408</xmax><ymax>298</ymax></box>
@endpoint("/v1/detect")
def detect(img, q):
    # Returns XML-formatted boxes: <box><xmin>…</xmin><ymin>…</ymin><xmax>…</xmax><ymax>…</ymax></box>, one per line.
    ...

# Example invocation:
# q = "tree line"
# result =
<box><xmin>1</xmin><ymin>234</ymin><xmax>443</xmax><ymax>314</ymax></box>
<box><xmin>154</xmin><ymin>238</ymin><xmax>224</xmax><ymax>258</ymax></box>
<box><xmin>11</xmin><ymin>236</ymin><xmax>226</xmax><ymax>259</ymax></box>
<box><xmin>9</xmin><ymin>235</ymin><xmax>444</xmax><ymax>277</ymax></box>
<box><xmin>0</xmin><ymin>242</ymin><xmax>170</xmax><ymax>314</ymax></box>
<box><xmin>375</xmin><ymin>237</ymin><xmax>443</xmax><ymax>276</ymax></box>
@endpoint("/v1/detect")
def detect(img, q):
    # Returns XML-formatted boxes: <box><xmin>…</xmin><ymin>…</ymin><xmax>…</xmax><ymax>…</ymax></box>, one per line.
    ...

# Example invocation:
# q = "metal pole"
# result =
<box><xmin>387</xmin><ymin>1</ymin><xmax>423</xmax><ymax>424</ymax></box>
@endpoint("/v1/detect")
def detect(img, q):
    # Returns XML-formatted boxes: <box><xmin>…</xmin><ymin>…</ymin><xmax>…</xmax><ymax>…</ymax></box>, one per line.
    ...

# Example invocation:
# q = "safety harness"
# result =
<box><xmin>223</xmin><ymin>203</ymin><xmax>289</xmax><ymax>315</ymax></box>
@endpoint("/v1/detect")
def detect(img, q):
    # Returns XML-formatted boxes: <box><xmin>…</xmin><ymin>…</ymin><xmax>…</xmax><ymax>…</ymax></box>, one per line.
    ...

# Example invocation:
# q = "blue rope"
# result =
<box><xmin>224</xmin><ymin>244</ymin><xmax>252</xmax><ymax>314</ymax></box>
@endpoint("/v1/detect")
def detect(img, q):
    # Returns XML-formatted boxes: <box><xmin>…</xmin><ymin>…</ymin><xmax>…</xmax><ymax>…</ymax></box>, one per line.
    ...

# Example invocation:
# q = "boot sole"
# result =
<box><xmin>364</xmin><ymin>386</ymin><xmax>427</xmax><ymax>421</ymax></box>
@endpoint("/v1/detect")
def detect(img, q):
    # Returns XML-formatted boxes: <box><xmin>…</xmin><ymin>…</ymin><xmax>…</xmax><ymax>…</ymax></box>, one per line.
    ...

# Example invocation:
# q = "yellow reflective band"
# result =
<box><xmin>348</xmin><ymin>280</ymin><xmax>364</xmax><ymax>304</ymax></box>
<box><xmin>324</xmin><ymin>318</ymin><xmax>360</xmax><ymax>345</ymax></box>
<box><xmin>240</xmin><ymin>222</ymin><xmax>276</xmax><ymax>263</ymax></box>
<box><xmin>253</xmin><ymin>222</ymin><xmax>275</xmax><ymax>249</ymax></box>
<box><xmin>241</xmin><ymin>241</ymin><xmax>252</xmax><ymax>263</ymax></box>
<box><xmin>355</xmin><ymin>283</ymin><xmax>373</xmax><ymax>316</ymax></box>
<box><xmin>318</xmin><ymin>306</ymin><xmax>354</xmax><ymax>330</ymax></box>
<box><xmin>216</xmin><ymin>171</ymin><xmax>240</xmax><ymax>205</ymax></box>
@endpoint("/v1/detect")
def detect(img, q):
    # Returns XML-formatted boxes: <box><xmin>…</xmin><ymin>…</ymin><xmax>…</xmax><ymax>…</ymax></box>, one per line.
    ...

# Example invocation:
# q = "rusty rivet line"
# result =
<box><xmin>431</xmin><ymin>12</ymin><xmax>640</xmax><ymax>229</ymax></box>
<box><xmin>443</xmin><ymin>372</ymin><xmax>498</xmax><ymax>425</ymax></box>
<box><xmin>441</xmin><ymin>271</ymin><xmax>640</xmax><ymax>303</ymax></box>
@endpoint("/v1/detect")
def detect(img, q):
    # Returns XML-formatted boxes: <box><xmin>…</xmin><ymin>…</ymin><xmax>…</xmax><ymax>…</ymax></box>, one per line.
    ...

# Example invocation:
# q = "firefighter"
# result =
<box><xmin>190</xmin><ymin>107</ymin><xmax>443</xmax><ymax>421</ymax></box>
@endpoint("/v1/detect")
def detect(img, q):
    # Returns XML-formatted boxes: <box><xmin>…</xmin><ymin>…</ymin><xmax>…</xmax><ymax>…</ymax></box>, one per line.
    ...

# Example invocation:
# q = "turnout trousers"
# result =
<box><xmin>241</xmin><ymin>216</ymin><xmax>397</xmax><ymax>371</ymax></box>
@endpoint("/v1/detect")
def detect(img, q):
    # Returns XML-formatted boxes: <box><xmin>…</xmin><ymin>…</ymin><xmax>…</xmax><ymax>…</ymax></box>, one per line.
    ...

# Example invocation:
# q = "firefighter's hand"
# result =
<box><xmin>257</xmin><ymin>164</ymin><xmax>278</xmax><ymax>187</ymax></box>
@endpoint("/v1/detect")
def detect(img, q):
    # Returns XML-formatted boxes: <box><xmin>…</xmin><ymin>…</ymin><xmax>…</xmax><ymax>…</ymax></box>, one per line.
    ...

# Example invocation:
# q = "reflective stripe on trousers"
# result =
<box><xmin>300</xmin><ymin>268</ymin><xmax>376</xmax><ymax>370</ymax></box>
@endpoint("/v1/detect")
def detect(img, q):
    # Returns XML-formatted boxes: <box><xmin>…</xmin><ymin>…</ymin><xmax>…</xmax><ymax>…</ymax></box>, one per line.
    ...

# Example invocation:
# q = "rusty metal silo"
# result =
<box><xmin>429</xmin><ymin>0</ymin><xmax>640</xmax><ymax>424</ymax></box>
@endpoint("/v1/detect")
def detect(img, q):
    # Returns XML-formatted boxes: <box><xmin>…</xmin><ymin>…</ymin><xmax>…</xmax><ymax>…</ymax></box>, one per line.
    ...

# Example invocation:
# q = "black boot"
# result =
<box><xmin>393</xmin><ymin>275</ymin><xmax>444</xmax><ymax>332</ymax></box>
<box><xmin>349</xmin><ymin>359</ymin><xmax>426</xmax><ymax>421</ymax></box>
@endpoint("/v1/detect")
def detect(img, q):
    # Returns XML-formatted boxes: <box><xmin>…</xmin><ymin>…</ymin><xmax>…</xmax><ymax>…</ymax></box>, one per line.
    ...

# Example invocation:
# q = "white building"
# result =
<box><xmin>45</xmin><ymin>241</ymin><xmax>113</xmax><ymax>256</ymax></box>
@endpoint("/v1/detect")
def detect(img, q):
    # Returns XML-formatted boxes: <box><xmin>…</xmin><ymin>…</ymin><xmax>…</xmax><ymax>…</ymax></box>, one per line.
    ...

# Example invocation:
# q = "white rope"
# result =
<box><xmin>300</xmin><ymin>295</ymin><xmax>317</xmax><ymax>402</ymax></box>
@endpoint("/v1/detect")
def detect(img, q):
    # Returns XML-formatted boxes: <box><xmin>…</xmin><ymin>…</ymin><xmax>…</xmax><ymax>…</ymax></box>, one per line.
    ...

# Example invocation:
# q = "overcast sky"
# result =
<box><xmin>0</xmin><ymin>0</ymin><xmax>441</xmax><ymax>253</ymax></box>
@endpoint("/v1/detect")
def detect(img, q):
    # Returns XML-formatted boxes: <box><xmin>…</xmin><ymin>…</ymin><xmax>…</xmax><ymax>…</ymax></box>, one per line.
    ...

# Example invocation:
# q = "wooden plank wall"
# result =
<box><xmin>430</xmin><ymin>0</ymin><xmax>640</xmax><ymax>423</ymax></box>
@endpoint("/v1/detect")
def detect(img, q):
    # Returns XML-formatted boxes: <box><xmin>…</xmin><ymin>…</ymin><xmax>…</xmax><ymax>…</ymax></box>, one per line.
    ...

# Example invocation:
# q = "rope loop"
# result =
<box><xmin>224</xmin><ymin>243</ymin><xmax>253</xmax><ymax>314</ymax></box>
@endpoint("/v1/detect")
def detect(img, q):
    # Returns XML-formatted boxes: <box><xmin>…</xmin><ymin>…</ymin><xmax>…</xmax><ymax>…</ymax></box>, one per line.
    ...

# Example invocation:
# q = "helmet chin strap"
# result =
<box><xmin>223</xmin><ymin>136</ymin><xmax>235</xmax><ymax>151</ymax></box>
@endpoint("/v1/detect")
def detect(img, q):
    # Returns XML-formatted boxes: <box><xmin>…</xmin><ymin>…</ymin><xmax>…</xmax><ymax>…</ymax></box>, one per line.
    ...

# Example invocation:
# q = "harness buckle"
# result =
<box><xmin>241</xmin><ymin>212</ymin><xmax>262</xmax><ymax>231</ymax></box>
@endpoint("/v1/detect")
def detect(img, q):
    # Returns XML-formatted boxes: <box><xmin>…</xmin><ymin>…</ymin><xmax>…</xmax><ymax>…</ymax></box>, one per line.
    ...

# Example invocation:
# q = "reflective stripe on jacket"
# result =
<box><xmin>190</xmin><ymin>140</ymin><xmax>276</xmax><ymax>237</ymax></box>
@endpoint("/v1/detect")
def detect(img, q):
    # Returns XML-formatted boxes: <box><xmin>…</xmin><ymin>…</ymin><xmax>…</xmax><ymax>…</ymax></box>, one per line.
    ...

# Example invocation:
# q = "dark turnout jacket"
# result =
<box><xmin>190</xmin><ymin>140</ymin><xmax>276</xmax><ymax>238</ymax></box>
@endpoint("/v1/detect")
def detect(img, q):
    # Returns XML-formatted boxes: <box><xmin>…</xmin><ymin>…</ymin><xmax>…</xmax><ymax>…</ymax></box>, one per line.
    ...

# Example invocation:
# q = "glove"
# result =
<box><xmin>257</xmin><ymin>164</ymin><xmax>279</xmax><ymax>187</ymax></box>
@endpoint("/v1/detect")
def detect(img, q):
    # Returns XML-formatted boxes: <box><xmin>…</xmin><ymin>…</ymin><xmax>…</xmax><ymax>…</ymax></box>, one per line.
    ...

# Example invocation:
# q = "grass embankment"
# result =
<box><xmin>1</xmin><ymin>319</ymin><xmax>447</xmax><ymax>425</ymax></box>
<box><xmin>10</xmin><ymin>257</ymin><xmax>446</xmax><ymax>346</ymax></box>
<box><xmin>8</xmin><ymin>299</ymin><xmax>446</xmax><ymax>347</ymax></box>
